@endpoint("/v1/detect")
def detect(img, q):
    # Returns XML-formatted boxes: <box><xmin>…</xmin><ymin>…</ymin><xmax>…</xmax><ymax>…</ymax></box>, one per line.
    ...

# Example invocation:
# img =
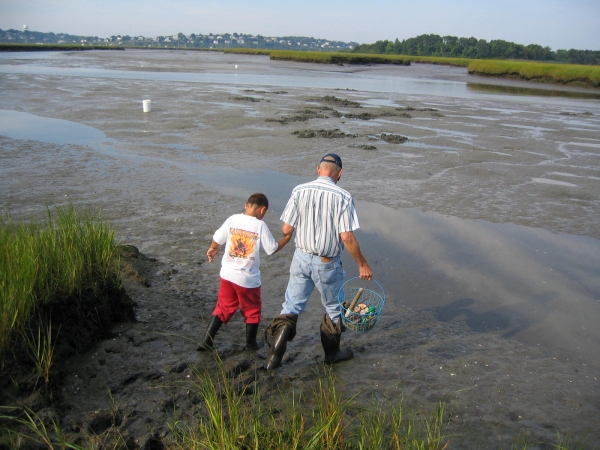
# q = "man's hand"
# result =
<box><xmin>358</xmin><ymin>263</ymin><xmax>373</xmax><ymax>281</ymax></box>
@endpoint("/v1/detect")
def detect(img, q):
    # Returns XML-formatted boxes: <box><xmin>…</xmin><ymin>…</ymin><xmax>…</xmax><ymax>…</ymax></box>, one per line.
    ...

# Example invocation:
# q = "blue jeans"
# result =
<box><xmin>281</xmin><ymin>248</ymin><xmax>346</xmax><ymax>322</ymax></box>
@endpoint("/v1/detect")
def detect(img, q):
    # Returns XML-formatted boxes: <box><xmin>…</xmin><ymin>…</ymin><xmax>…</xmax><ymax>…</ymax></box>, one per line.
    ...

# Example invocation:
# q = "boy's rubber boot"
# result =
<box><xmin>245</xmin><ymin>323</ymin><xmax>264</xmax><ymax>350</ymax></box>
<box><xmin>320</xmin><ymin>314</ymin><xmax>354</xmax><ymax>364</ymax></box>
<box><xmin>264</xmin><ymin>314</ymin><xmax>298</xmax><ymax>370</ymax></box>
<box><xmin>197</xmin><ymin>316</ymin><xmax>223</xmax><ymax>351</ymax></box>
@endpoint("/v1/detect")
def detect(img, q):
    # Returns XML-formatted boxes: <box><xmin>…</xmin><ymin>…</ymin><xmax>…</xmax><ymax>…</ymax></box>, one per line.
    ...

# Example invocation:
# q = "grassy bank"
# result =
<box><xmin>2</xmin><ymin>363</ymin><xmax>449</xmax><ymax>449</ymax></box>
<box><xmin>269</xmin><ymin>50</ymin><xmax>410</xmax><ymax>65</ymax></box>
<box><xmin>225</xmin><ymin>48</ymin><xmax>468</xmax><ymax>67</ymax></box>
<box><xmin>468</xmin><ymin>59</ymin><xmax>600</xmax><ymax>87</ymax></box>
<box><xmin>225</xmin><ymin>48</ymin><xmax>599</xmax><ymax>87</ymax></box>
<box><xmin>0</xmin><ymin>207</ymin><xmax>132</xmax><ymax>373</ymax></box>
<box><xmin>224</xmin><ymin>48</ymin><xmax>271</xmax><ymax>56</ymax></box>
<box><xmin>0</xmin><ymin>43</ymin><xmax>124</xmax><ymax>52</ymax></box>
<box><xmin>171</xmin><ymin>364</ymin><xmax>448</xmax><ymax>450</ymax></box>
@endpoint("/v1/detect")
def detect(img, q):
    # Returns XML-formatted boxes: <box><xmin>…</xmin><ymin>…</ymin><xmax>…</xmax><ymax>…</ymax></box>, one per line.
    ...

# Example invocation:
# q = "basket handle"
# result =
<box><xmin>340</xmin><ymin>277</ymin><xmax>385</xmax><ymax>301</ymax></box>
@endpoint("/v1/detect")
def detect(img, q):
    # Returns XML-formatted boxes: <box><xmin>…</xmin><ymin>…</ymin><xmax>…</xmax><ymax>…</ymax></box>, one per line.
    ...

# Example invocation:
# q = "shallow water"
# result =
<box><xmin>1</xmin><ymin>108</ymin><xmax>599</xmax><ymax>372</ymax></box>
<box><xmin>2</xmin><ymin>50</ymin><xmax>600</xmax><ymax>104</ymax></box>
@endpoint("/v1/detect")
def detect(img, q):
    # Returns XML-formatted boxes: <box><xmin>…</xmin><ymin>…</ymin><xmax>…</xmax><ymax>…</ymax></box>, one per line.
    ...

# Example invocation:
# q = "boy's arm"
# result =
<box><xmin>206</xmin><ymin>240</ymin><xmax>221</xmax><ymax>263</ymax></box>
<box><xmin>274</xmin><ymin>233</ymin><xmax>292</xmax><ymax>253</ymax></box>
<box><xmin>273</xmin><ymin>223</ymin><xmax>294</xmax><ymax>254</ymax></box>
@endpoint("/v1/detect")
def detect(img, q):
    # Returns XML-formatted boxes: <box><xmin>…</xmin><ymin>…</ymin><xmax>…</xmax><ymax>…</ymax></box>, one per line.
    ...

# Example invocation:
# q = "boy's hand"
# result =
<box><xmin>207</xmin><ymin>247</ymin><xmax>219</xmax><ymax>263</ymax></box>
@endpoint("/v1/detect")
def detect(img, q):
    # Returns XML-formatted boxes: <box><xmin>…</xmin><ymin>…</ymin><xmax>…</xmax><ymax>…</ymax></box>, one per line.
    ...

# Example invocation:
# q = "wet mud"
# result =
<box><xmin>1</xmin><ymin>50</ymin><xmax>599</xmax><ymax>449</ymax></box>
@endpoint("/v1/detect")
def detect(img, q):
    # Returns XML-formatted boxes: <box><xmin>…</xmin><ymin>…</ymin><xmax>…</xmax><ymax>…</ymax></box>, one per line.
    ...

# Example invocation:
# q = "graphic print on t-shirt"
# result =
<box><xmin>228</xmin><ymin>228</ymin><xmax>258</xmax><ymax>260</ymax></box>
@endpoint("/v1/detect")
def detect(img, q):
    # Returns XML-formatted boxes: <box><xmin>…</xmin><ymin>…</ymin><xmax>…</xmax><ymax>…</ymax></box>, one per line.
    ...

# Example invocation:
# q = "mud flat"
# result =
<box><xmin>1</xmin><ymin>50</ymin><xmax>599</xmax><ymax>448</ymax></box>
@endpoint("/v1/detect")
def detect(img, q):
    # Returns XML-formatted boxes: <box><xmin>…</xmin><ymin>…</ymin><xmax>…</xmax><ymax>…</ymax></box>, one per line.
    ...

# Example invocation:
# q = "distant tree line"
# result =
<box><xmin>0</xmin><ymin>28</ymin><xmax>356</xmax><ymax>51</ymax></box>
<box><xmin>352</xmin><ymin>34</ymin><xmax>600</xmax><ymax>65</ymax></box>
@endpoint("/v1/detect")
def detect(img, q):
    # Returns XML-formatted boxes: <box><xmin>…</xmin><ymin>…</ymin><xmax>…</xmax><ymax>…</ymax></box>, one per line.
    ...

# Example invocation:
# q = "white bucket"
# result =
<box><xmin>142</xmin><ymin>99</ymin><xmax>152</xmax><ymax>112</ymax></box>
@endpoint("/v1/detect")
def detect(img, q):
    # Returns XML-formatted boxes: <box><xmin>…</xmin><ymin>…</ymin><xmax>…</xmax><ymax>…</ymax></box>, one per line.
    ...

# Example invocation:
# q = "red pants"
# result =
<box><xmin>213</xmin><ymin>277</ymin><xmax>262</xmax><ymax>324</ymax></box>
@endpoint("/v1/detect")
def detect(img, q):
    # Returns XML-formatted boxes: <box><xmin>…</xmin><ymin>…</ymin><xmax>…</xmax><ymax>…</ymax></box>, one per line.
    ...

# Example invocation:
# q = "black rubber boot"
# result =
<box><xmin>245</xmin><ymin>323</ymin><xmax>264</xmax><ymax>350</ymax></box>
<box><xmin>197</xmin><ymin>316</ymin><xmax>223</xmax><ymax>351</ymax></box>
<box><xmin>264</xmin><ymin>314</ymin><xmax>298</xmax><ymax>370</ymax></box>
<box><xmin>320</xmin><ymin>314</ymin><xmax>353</xmax><ymax>364</ymax></box>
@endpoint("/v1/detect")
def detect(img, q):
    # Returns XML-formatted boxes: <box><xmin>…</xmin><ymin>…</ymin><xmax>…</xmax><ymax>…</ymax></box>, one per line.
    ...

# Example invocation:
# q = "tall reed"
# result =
<box><xmin>169</xmin><ymin>361</ymin><xmax>449</xmax><ymax>449</ymax></box>
<box><xmin>0</xmin><ymin>207</ymin><xmax>121</xmax><ymax>363</ymax></box>
<box><xmin>468</xmin><ymin>60</ymin><xmax>600</xmax><ymax>87</ymax></box>
<box><xmin>270</xmin><ymin>50</ymin><xmax>411</xmax><ymax>65</ymax></box>
<box><xmin>223</xmin><ymin>48</ymin><xmax>271</xmax><ymax>56</ymax></box>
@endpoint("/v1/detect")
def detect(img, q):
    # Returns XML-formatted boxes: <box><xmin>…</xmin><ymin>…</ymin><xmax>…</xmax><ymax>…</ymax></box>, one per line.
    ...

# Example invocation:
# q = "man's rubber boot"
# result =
<box><xmin>245</xmin><ymin>323</ymin><xmax>264</xmax><ymax>350</ymax></box>
<box><xmin>321</xmin><ymin>314</ymin><xmax>353</xmax><ymax>364</ymax></box>
<box><xmin>197</xmin><ymin>316</ymin><xmax>223</xmax><ymax>351</ymax></box>
<box><xmin>264</xmin><ymin>314</ymin><xmax>298</xmax><ymax>370</ymax></box>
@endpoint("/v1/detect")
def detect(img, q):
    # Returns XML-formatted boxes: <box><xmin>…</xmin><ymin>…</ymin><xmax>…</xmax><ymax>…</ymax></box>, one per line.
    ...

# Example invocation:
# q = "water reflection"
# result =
<box><xmin>347</xmin><ymin>202</ymin><xmax>600</xmax><ymax>369</ymax></box>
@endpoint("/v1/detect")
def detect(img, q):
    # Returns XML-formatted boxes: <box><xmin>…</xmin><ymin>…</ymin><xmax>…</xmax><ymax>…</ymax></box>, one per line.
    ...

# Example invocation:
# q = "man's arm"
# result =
<box><xmin>282</xmin><ymin>223</ymin><xmax>295</xmax><ymax>237</ymax></box>
<box><xmin>340</xmin><ymin>231</ymin><xmax>373</xmax><ymax>280</ymax></box>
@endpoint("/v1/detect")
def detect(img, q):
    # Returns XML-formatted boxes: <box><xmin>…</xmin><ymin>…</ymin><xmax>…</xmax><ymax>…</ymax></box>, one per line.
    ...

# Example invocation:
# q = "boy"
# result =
<box><xmin>198</xmin><ymin>193</ymin><xmax>292</xmax><ymax>351</ymax></box>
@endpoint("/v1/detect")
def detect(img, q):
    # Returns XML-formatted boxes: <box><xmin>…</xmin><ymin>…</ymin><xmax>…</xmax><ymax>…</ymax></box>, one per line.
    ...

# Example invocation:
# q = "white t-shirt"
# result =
<box><xmin>213</xmin><ymin>213</ymin><xmax>279</xmax><ymax>288</ymax></box>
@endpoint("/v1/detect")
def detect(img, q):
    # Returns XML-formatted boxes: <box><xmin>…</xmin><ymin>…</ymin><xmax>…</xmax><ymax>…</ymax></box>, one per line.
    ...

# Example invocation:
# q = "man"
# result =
<box><xmin>264</xmin><ymin>153</ymin><xmax>373</xmax><ymax>370</ymax></box>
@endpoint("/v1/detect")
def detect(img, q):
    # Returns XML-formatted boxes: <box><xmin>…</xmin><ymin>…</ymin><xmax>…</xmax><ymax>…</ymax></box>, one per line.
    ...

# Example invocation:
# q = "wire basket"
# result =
<box><xmin>338</xmin><ymin>277</ymin><xmax>385</xmax><ymax>332</ymax></box>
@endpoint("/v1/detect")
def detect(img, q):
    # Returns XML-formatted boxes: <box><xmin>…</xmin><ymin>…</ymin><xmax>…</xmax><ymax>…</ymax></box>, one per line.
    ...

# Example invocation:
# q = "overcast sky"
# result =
<box><xmin>1</xmin><ymin>0</ymin><xmax>598</xmax><ymax>51</ymax></box>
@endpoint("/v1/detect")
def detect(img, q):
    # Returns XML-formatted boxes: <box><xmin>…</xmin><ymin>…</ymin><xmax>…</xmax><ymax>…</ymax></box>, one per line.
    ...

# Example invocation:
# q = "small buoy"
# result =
<box><xmin>235</xmin><ymin>65</ymin><xmax>238</xmax><ymax>69</ymax></box>
<box><xmin>142</xmin><ymin>99</ymin><xmax>152</xmax><ymax>112</ymax></box>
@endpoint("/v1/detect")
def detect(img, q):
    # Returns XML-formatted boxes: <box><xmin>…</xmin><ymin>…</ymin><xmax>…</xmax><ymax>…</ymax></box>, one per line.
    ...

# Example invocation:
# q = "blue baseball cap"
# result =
<box><xmin>320</xmin><ymin>153</ymin><xmax>342</xmax><ymax>169</ymax></box>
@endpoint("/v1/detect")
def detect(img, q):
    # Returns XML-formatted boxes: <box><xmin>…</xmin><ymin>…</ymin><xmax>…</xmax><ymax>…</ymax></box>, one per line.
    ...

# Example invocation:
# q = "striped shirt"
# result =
<box><xmin>280</xmin><ymin>176</ymin><xmax>360</xmax><ymax>257</ymax></box>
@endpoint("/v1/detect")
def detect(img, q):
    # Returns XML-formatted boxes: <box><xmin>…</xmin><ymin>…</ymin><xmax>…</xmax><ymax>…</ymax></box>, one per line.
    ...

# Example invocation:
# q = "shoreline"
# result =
<box><xmin>1</xmin><ymin>49</ymin><xmax>599</xmax><ymax>448</ymax></box>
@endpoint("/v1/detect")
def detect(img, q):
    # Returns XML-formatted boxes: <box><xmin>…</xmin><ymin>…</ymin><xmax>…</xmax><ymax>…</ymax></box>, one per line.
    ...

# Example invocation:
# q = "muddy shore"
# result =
<box><xmin>1</xmin><ymin>50</ymin><xmax>599</xmax><ymax>449</ymax></box>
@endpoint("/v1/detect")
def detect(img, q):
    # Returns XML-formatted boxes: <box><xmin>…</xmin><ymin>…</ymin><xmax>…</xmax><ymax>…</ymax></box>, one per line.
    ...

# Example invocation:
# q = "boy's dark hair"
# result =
<box><xmin>247</xmin><ymin>193</ymin><xmax>269</xmax><ymax>209</ymax></box>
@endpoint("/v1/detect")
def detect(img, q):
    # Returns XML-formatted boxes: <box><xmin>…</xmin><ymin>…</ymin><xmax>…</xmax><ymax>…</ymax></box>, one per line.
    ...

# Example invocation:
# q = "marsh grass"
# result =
<box><xmin>227</xmin><ymin>48</ymin><xmax>598</xmax><ymax>87</ymax></box>
<box><xmin>270</xmin><ymin>50</ymin><xmax>411</xmax><ymax>66</ymax></box>
<box><xmin>0</xmin><ymin>406</ymin><xmax>83</xmax><ymax>450</ymax></box>
<box><xmin>19</xmin><ymin>319</ymin><xmax>59</xmax><ymax>386</ymax></box>
<box><xmin>0</xmin><ymin>206</ymin><xmax>122</xmax><ymax>369</ymax></box>
<box><xmin>468</xmin><ymin>60</ymin><xmax>600</xmax><ymax>87</ymax></box>
<box><xmin>169</xmin><ymin>359</ymin><xmax>449</xmax><ymax>449</ymax></box>
<box><xmin>224</xmin><ymin>48</ymin><xmax>271</xmax><ymax>56</ymax></box>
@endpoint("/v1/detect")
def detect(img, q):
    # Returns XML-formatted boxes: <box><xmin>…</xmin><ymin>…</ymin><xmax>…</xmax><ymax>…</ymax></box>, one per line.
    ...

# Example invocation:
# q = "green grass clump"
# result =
<box><xmin>0</xmin><ymin>207</ymin><xmax>122</xmax><ymax>363</ymax></box>
<box><xmin>398</xmin><ymin>55</ymin><xmax>471</xmax><ymax>67</ymax></box>
<box><xmin>169</xmin><ymin>362</ymin><xmax>448</xmax><ymax>449</ymax></box>
<box><xmin>267</xmin><ymin>50</ymin><xmax>469</xmax><ymax>66</ymax></box>
<box><xmin>468</xmin><ymin>60</ymin><xmax>600</xmax><ymax>87</ymax></box>
<box><xmin>270</xmin><ymin>50</ymin><xmax>411</xmax><ymax>65</ymax></box>
<box><xmin>223</xmin><ymin>48</ymin><xmax>271</xmax><ymax>56</ymax></box>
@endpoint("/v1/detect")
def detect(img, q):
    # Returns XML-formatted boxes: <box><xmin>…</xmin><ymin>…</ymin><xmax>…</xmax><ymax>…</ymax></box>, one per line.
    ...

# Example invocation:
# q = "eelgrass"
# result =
<box><xmin>468</xmin><ymin>60</ymin><xmax>600</xmax><ymax>87</ymax></box>
<box><xmin>169</xmin><ymin>360</ymin><xmax>449</xmax><ymax>450</ymax></box>
<box><xmin>0</xmin><ymin>206</ymin><xmax>122</xmax><ymax>366</ymax></box>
